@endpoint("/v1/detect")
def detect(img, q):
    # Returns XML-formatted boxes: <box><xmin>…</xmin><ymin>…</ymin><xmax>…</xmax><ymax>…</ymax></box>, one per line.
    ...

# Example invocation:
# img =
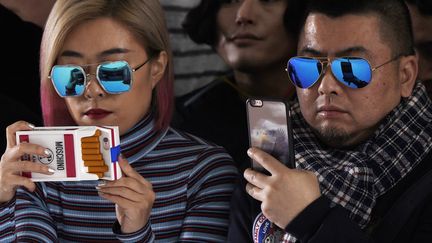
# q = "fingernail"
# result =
<box><xmin>27</xmin><ymin>123</ymin><xmax>35</xmax><ymax>129</ymax></box>
<box><xmin>119</xmin><ymin>153</ymin><xmax>125</xmax><ymax>160</ymax></box>
<box><xmin>243</xmin><ymin>168</ymin><xmax>249</xmax><ymax>176</ymax></box>
<box><xmin>247</xmin><ymin>148</ymin><xmax>253</xmax><ymax>156</ymax></box>
<box><xmin>48</xmin><ymin>168</ymin><xmax>55</xmax><ymax>173</ymax></box>
<box><xmin>44</xmin><ymin>149</ymin><xmax>50</xmax><ymax>156</ymax></box>
<box><xmin>97</xmin><ymin>181</ymin><xmax>106</xmax><ymax>187</ymax></box>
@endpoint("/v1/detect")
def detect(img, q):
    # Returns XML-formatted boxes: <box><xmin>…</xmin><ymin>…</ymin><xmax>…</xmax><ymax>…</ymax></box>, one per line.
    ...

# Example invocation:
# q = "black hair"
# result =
<box><xmin>302</xmin><ymin>0</ymin><xmax>415</xmax><ymax>56</ymax></box>
<box><xmin>182</xmin><ymin>0</ymin><xmax>308</xmax><ymax>47</ymax></box>
<box><xmin>405</xmin><ymin>0</ymin><xmax>432</xmax><ymax>15</ymax></box>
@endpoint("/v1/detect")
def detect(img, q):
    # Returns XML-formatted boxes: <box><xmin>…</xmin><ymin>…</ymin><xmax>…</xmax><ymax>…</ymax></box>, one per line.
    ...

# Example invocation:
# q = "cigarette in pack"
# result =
<box><xmin>16</xmin><ymin>126</ymin><xmax>122</xmax><ymax>182</ymax></box>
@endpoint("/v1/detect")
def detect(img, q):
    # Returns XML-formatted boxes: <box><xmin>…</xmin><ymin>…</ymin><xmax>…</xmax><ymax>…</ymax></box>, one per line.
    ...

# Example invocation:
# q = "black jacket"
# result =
<box><xmin>227</xmin><ymin>150</ymin><xmax>432</xmax><ymax>242</ymax></box>
<box><xmin>0</xmin><ymin>5</ymin><xmax>43</xmax><ymax>152</ymax></box>
<box><xmin>173</xmin><ymin>77</ymin><xmax>250</xmax><ymax>172</ymax></box>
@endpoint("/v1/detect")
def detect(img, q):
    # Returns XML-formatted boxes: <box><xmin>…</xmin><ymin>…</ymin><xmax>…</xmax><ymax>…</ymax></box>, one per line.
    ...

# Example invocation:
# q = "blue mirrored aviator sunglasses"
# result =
<box><xmin>49</xmin><ymin>59</ymin><xmax>151</xmax><ymax>97</ymax></box>
<box><xmin>286</xmin><ymin>55</ymin><xmax>403</xmax><ymax>89</ymax></box>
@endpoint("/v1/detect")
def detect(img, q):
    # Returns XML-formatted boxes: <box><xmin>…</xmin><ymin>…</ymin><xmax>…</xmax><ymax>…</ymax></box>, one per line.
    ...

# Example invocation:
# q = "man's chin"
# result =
<box><xmin>313</xmin><ymin>127</ymin><xmax>353</xmax><ymax>148</ymax></box>
<box><xmin>226</xmin><ymin>57</ymin><xmax>255</xmax><ymax>70</ymax></box>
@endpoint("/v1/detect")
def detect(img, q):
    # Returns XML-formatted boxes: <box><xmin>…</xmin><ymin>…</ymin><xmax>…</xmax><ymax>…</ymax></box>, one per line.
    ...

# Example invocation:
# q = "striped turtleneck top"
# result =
<box><xmin>0</xmin><ymin>113</ymin><xmax>238</xmax><ymax>242</ymax></box>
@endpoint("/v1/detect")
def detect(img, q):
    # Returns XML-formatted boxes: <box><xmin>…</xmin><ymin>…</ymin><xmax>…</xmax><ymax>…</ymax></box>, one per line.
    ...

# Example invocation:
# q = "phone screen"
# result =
<box><xmin>246</xmin><ymin>99</ymin><xmax>293</xmax><ymax>172</ymax></box>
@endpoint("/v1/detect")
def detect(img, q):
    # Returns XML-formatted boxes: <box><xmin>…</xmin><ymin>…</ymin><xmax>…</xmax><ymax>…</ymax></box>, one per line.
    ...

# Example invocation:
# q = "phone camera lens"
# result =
<box><xmin>251</xmin><ymin>100</ymin><xmax>263</xmax><ymax>107</ymax></box>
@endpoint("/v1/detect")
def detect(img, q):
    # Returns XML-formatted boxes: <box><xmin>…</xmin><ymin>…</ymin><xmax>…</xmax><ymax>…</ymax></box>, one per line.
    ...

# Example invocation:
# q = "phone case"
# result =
<box><xmin>246</xmin><ymin>98</ymin><xmax>294</xmax><ymax>172</ymax></box>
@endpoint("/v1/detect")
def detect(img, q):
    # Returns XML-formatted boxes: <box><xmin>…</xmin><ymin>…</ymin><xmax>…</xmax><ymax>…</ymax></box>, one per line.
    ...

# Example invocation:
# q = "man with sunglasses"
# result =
<box><xmin>406</xmin><ymin>0</ymin><xmax>432</xmax><ymax>97</ymax></box>
<box><xmin>228</xmin><ymin>0</ymin><xmax>432</xmax><ymax>242</ymax></box>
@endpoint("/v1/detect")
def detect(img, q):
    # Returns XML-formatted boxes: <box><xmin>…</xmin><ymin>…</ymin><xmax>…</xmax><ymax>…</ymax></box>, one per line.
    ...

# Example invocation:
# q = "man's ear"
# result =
<box><xmin>150</xmin><ymin>51</ymin><xmax>168</xmax><ymax>88</ymax></box>
<box><xmin>399</xmin><ymin>54</ymin><xmax>418</xmax><ymax>98</ymax></box>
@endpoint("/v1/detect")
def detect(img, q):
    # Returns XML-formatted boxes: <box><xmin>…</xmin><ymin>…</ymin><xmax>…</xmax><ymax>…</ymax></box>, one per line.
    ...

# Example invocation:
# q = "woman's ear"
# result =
<box><xmin>399</xmin><ymin>54</ymin><xmax>418</xmax><ymax>98</ymax></box>
<box><xmin>150</xmin><ymin>51</ymin><xmax>168</xmax><ymax>88</ymax></box>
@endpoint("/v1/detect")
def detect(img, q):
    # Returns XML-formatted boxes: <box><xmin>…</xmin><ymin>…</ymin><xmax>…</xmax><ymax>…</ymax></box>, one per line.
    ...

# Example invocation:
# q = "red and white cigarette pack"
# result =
<box><xmin>16</xmin><ymin>126</ymin><xmax>122</xmax><ymax>182</ymax></box>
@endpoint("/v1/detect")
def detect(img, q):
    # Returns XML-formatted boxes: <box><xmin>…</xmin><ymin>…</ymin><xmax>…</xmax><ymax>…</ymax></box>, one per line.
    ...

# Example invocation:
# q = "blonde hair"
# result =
<box><xmin>40</xmin><ymin>0</ymin><xmax>174</xmax><ymax>129</ymax></box>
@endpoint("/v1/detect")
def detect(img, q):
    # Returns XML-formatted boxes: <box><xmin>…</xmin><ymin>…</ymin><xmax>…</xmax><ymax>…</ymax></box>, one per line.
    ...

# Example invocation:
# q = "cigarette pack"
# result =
<box><xmin>16</xmin><ymin>126</ymin><xmax>122</xmax><ymax>182</ymax></box>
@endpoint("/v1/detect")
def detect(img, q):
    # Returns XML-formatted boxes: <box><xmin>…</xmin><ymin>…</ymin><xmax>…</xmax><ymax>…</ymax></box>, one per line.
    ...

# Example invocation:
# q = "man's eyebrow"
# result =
<box><xmin>298</xmin><ymin>46</ymin><xmax>370</xmax><ymax>57</ymax></box>
<box><xmin>334</xmin><ymin>46</ymin><xmax>369</xmax><ymax>56</ymax></box>
<box><xmin>58</xmin><ymin>48</ymin><xmax>132</xmax><ymax>59</ymax></box>
<box><xmin>298</xmin><ymin>47</ymin><xmax>322</xmax><ymax>56</ymax></box>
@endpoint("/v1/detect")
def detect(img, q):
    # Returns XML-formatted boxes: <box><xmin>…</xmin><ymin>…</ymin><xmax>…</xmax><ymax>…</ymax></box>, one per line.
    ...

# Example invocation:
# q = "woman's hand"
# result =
<box><xmin>0</xmin><ymin>121</ymin><xmax>54</xmax><ymax>203</ymax></box>
<box><xmin>96</xmin><ymin>155</ymin><xmax>155</xmax><ymax>234</ymax></box>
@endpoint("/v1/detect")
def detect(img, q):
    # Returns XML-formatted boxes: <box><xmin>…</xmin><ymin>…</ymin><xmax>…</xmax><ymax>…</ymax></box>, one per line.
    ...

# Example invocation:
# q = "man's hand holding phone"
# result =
<box><xmin>244</xmin><ymin>147</ymin><xmax>321</xmax><ymax>229</ymax></box>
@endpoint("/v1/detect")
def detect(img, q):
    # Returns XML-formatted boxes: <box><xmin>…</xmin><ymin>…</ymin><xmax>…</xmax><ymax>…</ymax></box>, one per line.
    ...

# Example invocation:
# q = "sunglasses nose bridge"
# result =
<box><xmin>320</xmin><ymin>60</ymin><xmax>330</xmax><ymax>75</ymax></box>
<box><xmin>84</xmin><ymin>73</ymin><xmax>94</xmax><ymax>87</ymax></box>
<box><xmin>86</xmin><ymin>72</ymin><xmax>102</xmax><ymax>84</ymax></box>
<box><xmin>320</xmin><ymin>59</ymin><xmax>342</xmax><ymax>82</ymax></box>
<box><xmin>86</xmin><ymin>73</ymin><xmax>95</xmax><ymax>79</ymax></box>
<box><xmin>316</xmin><ymin>59</ymin><xmax>346</xmax><ymax>93</ymax></box>
<box><xmin>83</xmin><ymin>72</ymin><xmax>107</xmax><ymax>98</ymax></box>
<box><xmin>313</xmin><ymin>59</ymin><xmax>331</xmax><ymax>83</ymax></box>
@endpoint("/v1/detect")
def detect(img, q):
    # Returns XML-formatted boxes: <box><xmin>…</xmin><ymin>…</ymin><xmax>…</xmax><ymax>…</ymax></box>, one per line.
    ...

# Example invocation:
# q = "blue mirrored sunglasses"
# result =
<box><xmin>49</xmin><ymin>59</ymin><xmax>151</xmax><ymax>97</ymax></box>
<box><xmin>286</xmin><ymin>55</ymin><xmax>403</xmax><ymax>89</ymax></box>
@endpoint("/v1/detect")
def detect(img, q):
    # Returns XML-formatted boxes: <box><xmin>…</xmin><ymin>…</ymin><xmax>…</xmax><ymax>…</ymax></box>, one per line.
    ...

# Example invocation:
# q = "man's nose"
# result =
<box><xmin>235</xmin><ymin>0</ymin><xmax>257</xmax><ymax>26</ymax></box>
<box><xmin>317</xmin><ymin>64</ymin><xmax>344</xmax><ymax>96</ymax></box>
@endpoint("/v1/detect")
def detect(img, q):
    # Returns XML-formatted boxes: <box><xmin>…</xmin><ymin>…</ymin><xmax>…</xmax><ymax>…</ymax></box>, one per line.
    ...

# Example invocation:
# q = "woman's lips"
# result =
<box><xmin>84</xmin><ymin>109</ymin><xmax>112</xmax><ymax>120</ymax></box>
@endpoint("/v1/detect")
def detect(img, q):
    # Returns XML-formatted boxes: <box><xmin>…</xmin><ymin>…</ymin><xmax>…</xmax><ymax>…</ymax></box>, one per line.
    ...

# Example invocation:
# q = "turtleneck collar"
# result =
<box><xmin>119</xmin><ymin>110</ymin><xmax>168</xmax><ymax>163</ymax></box>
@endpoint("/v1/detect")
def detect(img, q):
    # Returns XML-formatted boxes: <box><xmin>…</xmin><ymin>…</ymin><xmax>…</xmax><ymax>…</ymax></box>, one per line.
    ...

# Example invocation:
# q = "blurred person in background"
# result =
<box><xmin>406</xmin><ymin>0</ymin><xmax>432</xmax><ymax>97</ymax></box>
<box><xmin>0</xmin><ymin>0</ymin><xmax>56</xmax><ymax>152</ymax></box>
<box><xmin>174</xmin><ymin>0</ymin><xmax>306</xmax><ymax>172</ymax></box>
<box><xmin>160</xmin><ymin>0</ymin><xmax>229</xmax><ymax>96</ymax></box>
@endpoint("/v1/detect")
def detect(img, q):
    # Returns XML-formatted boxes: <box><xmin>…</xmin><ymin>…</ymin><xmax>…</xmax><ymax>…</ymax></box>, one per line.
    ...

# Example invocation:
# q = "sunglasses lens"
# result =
<box><xmin>331</xmin><ymin>57</ymin><xmax>372</xmax><ymax>88</ymax></box>
<box><xmin>98</xmin><ymin>61</ymin><xmax>132</xmax><ymax>94</ymax></box>
<box><xmin>287</xmin><ymin>57</ymin><xmax>322</xmax><ymax>88</ymax></box>
<box><xmin>51</xmin><ymin>66</ymin><xmax>85</xmax><ymax>97</ymax></box>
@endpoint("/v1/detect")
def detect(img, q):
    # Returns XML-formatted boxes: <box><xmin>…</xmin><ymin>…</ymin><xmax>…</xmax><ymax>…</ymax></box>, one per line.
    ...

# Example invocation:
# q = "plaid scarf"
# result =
<box><xmin>290</xmin><ymin>82</ymin><xmax>432</xmax><ymax>228</ymax></box>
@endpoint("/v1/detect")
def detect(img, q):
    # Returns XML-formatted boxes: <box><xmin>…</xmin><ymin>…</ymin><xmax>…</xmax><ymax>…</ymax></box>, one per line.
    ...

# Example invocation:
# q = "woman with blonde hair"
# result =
<box><xmin>0</xmin><ymin>0</ymin><xmax>237</xmax><ymax>241</ymax></box>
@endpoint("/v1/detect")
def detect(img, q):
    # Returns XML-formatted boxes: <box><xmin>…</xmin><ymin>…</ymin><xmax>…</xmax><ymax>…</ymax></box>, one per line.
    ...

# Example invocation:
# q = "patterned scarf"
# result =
<box><xmin>291</xmin><ymin>82</ymin><xmax>432</xmax><ymax>228</ymax></box>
